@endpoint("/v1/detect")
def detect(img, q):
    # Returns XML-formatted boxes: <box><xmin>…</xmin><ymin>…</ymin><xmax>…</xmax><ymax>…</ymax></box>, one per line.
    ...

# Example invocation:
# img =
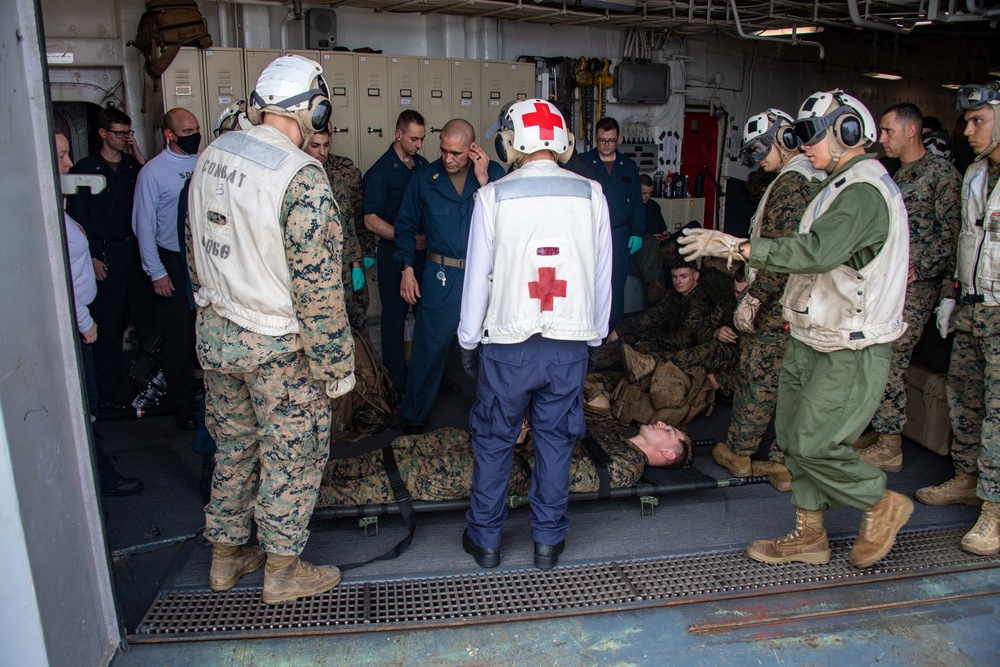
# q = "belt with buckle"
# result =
<box><xmin>427</xmin><ymin>251</ymin><xmax>465</xmax><ymax>269</ymax></box>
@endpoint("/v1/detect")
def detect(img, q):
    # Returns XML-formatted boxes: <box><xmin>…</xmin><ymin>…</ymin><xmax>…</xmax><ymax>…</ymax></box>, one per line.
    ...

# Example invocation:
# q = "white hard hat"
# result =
<box><xmin>214</xmin><ymin>99</ymin><xmax>252</xmax><ymax>136</ymax></box>
<box><xmin>248</xmin><ymin>55</ymin><xmax>332</xmax><ymax>141</ymax></box>
<box><xmin>494</xmin><ymin>99</ymin><xmax>573</xmax><ymax>166</ymax></box>
<box><xmin>793</xmin><ymin>90</ymin><xmax>876</xmax><ymax>149</ymax></box>
<box><xmin>741</xmin><ymin>108</ymin><xmax>797</xmax><ymax>163</ymax></box>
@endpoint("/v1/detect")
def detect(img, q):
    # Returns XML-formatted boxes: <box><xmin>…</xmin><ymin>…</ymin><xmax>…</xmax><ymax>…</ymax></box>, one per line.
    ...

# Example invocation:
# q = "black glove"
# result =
<box><xmin>460</xmin><ymin>345</ymin><xmax>480</xmax><ymax>380</ymax></box>
<box><xmin>588</xmin><ymin>346</ymin><xmax>599</xmax><ymax>374</ymax></box>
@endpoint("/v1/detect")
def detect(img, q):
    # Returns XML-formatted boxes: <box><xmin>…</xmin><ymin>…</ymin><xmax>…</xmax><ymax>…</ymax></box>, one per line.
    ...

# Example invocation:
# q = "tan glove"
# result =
<box><xmin>678</xmin><ymin>228</ymin><xmax>747</xmax><ymax>269</ymax></box>
<box><xmin>326</xmin><ymin>372</ymin><xmax>356</xmax><ymax>399</ymax></box>
<box><xmin>733</xmin><ymin>293</ymin><xmax>761</xmax><ymax>334</ymax></box>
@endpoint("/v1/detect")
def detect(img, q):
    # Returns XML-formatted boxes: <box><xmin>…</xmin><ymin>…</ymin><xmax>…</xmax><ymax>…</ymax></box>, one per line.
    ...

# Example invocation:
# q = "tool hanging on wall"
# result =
<box><xmin>595</xmin><ymin>57</ymin><xmax>614</xmax><ymax>124</ymax></box>
<box><xmin>575</xmin><ymin>57</ymin><xmax>595</xmax><ymax>151</ymax></box>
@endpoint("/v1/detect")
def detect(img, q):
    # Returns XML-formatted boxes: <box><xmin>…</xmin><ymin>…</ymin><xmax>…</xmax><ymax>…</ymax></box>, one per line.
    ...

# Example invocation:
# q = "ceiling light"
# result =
<box><xmin>941</xmin><ymin>83</ymin><xmax>962</xmax><ymax>90</ymax></box>
<box><xmin>914</xmin><ymin>20</ymin><xmax>933</xmax><ymax>25</ymax></box>
<box><xmin>989</xmin><ymin>69</ymin><xmax>1000</xmax><ymax>77</ymax></box>
<box><xmin>863</xmin><ymin>70</ymin><xmax>903</xmax><ymax>81</ymax></box>
<box><xmin>753</xmin><ymin>26</ymin><xmax>823</xmax><ymax>37</ymax></box>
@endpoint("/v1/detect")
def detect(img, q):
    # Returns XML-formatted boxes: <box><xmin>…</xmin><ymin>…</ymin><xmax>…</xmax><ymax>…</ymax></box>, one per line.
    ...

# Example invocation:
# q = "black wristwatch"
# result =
<box><xmin>399</xmin><ymin>262</ymin><xmax>411</xmax><ymax>272</ymax></box>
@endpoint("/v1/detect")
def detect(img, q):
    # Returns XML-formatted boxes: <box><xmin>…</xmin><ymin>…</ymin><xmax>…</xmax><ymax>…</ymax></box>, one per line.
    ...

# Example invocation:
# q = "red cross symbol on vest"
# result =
<box><xmin>528</xmin><ymin>267</ymin><xmax>567</xmax><ymax>312</ymax></box>
<box><xmin>521</xmin><ymin>103</ymin><xmax>564</xmax><ymax>141</ymax></box>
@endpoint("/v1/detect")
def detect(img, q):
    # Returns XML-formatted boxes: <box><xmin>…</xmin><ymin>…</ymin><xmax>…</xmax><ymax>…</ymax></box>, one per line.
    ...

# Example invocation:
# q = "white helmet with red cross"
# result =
<box><xmin>493</xmin><ymin>98</ymin><xmax>574</xmax><ymax>166</ymax></box>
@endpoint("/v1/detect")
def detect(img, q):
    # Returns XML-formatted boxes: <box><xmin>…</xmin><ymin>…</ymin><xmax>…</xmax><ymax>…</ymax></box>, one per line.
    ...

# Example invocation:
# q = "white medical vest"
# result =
<box><xmin>956</xmin><ymin>158</ymin><xmax>1000</xmax><ymax>305</ymax></box>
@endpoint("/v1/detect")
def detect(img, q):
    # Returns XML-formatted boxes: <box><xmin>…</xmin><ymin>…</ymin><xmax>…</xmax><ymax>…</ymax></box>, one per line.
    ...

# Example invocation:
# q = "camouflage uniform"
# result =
<box><xmin>947</xmin><ymin>168</ymin><xmax>1000</xmax><ymax>502</ymax></box>
<box><xmin>725</xmin><ymin>170</ymin><xmax>814</xmax><ymax>458</ymax></box>
<box><xmin>323</xmin><ymin>154</ymin><xmax>371</xmax><ymax>332</ymax></box>
<box><xmin>649</xmin><ymin>298</ymin><xmax>740</xmax><ymax>392</ymax></box>
<box><xmin>189</xmin><ymin>166</ymin><xmax>354</xmax><ymax>556</ymax></box>
<box><xmin>870</xmin><ymin>153</ymin><xmax>962</xmax><ymax>435</ymax></box>
<box><xmin>318</xmin><ymin>419</ymin><xmax>647</xmax><ymax>505</ymax></box>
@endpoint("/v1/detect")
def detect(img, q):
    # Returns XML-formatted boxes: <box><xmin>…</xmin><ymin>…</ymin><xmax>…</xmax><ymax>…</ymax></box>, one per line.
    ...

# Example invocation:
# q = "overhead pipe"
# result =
<box><xmin>728</xmin><ymin>0</ymin><xmax>826</xmax><ymax>60</ymax></box>
<box><xmin>846</xmin><ymin>0</ymin><xmax>916</xmax><ymax>32</ymax></box>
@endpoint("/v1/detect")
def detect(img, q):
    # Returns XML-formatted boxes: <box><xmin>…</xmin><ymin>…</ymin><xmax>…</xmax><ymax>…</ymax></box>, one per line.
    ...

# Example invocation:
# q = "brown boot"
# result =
<box><xmin>961</xmin><ymin>501</ymin><xmax>1000</xmax><ymax>556</ymax></box>
<box><xmin>712</xmin><ymin>442</ymin><xmax>752</xmax><ymax>478</ymax></box>
<box><xmin>622</xmin><ymin>344</ymin><xmax>656</xmax><ymax>383</ymax></box>
<box><xmin>915</xmin><ymin>471</ymin><xmax>983</xmax><ymax>506</ymax></box>
<box><xmin>752</xmin><ymin>460</ymin><xmax>792</xmax><ymax>492</ymax></box>
<box><xmin>747</xmin><ymin>509</ymin><xmax>830</xmax><ymax>564</ymax></box>
<box><xmin>209</xmin><ymin>544</ymin><xmax>265</xmax><ymax>591</ymax></box>
<box><xmin>850</xmin><ymin>490</ymin><xmax>914</xmax><ymax>568</ymax></box>
<box><xmin>262</xmin><ymin>555</ymin><xmax>342</xmax><ymax>605</ymax></box>
<box><xmin>646</xmin><ymin>280</ymin><xmax>667</xmax><ymax>304</ymax></box>
<box><xmin>852</xmin><ymin>430</ymin><xmax>879</xmax><ymax>450</ymax></box>
<box><xmin>859</xmin><ymin>433</ymin><xmax>903</xmax><ymax>473</ymax></box>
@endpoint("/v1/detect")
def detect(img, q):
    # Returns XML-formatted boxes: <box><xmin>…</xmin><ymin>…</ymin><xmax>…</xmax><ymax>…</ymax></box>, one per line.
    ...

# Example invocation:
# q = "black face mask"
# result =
<box><xmin>174</xmin><ymin>132</ymin><xmax>202</xmax><ymax>155</ymax></box>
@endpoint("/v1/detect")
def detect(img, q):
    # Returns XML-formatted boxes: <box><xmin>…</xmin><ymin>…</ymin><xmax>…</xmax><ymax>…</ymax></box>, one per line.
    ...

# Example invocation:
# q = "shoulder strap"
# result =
<box><xmin>581</xmin><ymin>434</ymin><xmax>612</xmax><ymax>498</ymax></box>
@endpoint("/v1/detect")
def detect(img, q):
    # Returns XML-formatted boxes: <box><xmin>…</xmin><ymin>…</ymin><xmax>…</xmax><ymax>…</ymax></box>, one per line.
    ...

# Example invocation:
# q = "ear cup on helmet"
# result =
<box><xmin>779</xmin><ymin>126</ymin><xmax>799</xmax><ymax>151</ymax></box>
<box><xmin>494</xmin><ymin>131</ymin><xmax>509</xmax><ymax>164</ymax></box>
<box><xmin>310</xmin><ymin>98</ymin><xmax>332</xmax><ymax>131</ymax></box>
<box><xmin>834</xmin><ymin>113</ymin><xmax>862</xmax><ymax>148</ymax></box>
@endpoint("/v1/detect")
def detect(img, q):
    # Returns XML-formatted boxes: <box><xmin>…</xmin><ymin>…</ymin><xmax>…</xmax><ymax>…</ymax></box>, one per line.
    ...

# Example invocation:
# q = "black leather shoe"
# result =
<box><xmin>175</xmin><ymin>411</ymin><xmax>199</xmax><ymax>431</ymax></box>
<box><xmin>534</xmin><ymin>540</ymin><xmax>565</xmax><ymax>570</ymax></box>
<box><xmin>462</xmin><ymin>529</ymin><xmax>500</xmax><ymax>568</ymax></box>
<box><xmin>103</xmin><ymin>477</ymin><xmax>144</xmax><ymax>497</ymax></box>
<box><xmin>402</xmin><ymin>424</ymin><xmax>424</xmax><ymax>436</ymax></box>
<box><xmin>437</xmin><ymin>374</ymin><xmax>462</xmax><ymax>396</ymax></box>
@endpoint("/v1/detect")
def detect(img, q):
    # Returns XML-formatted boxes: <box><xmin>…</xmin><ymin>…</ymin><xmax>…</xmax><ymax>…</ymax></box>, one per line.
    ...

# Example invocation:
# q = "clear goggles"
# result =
<box><xmin>792</xmin><ymin>105</ymin><xmax>854</xmax><ymax>147</ymax></box>
<box><xmin>740</xmin><ymin>137</ymin><xmax>774</xmax><ymax>164</ymax></box>
<box><xmin>957</xmin><ymin>83</ymin><xmax>1000</xmax><ymax>111</ymax></box>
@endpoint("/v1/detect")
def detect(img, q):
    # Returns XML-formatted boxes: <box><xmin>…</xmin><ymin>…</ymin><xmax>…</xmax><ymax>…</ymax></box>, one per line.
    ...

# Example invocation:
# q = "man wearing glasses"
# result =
<box><xmin>579</xmin><ymin>117</ymin><xmax>644</xmax><ymax>332</ymax></box>
<box><xmin>66</xmin><ymin>106</ymin><xmax>155</xmax><ymax>409</ymax></box>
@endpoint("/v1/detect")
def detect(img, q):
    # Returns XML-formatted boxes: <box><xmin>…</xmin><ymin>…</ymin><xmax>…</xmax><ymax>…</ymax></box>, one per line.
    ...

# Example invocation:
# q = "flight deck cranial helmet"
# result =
<box><xmin>247</xmin><ymin>55</ymin><xmax>332</xmax><ymax>148</ymax></box>
<box><xmin>957</xmin><ymin>81</ymin><xmax>1000</xmax><ymax>160</ymax></box>
<box><xmin>741</xmin><ymin>108</ymin><xmax>798</xmax><ymax>165</ymax></box>
<box><xmin>793</xmin><ymin>90</ymin><xmax>876</xmax><ymax>173</ymax></box>
<box><xmin>487</xmin><ymin>98</ymin><xmax>573</xmax><ymax>167</ymax></box>
<box><xmin>214</xmin><ymin>99</ymin><xmax>252</xmax><ymax>136</ymax></box>
<box><xmin>922</xmin><ymin>129</ymin><xmax>953</xmax><ymax>162</ymax></box>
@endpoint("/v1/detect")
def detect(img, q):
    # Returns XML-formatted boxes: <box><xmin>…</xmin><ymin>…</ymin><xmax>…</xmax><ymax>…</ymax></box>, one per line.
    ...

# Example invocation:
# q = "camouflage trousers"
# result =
<box><xmin>870</xmin><ymin>280</ymin><xmax>939</xmax><ymax>435</ymax></box>
<box><xmin>947</xmin><ymin>328</ymin><xmax>1000</xmax><ymax>502</ymax></box>
<box><xmin>726</xmin><ymin>335</ymin><xmax>788</xmax><ymax>458</ymax></box>
<box><xmin>344</xmin><ymin>272</ymin><xmax>370</xmax><ymax>333</ymax></box>
<box><xmin>665</xmin><ymin>339</ymin><xmax>740</xmax><ymax>392</ymax></box>
<box><xmin>204</xmin><ymin>350</ymin><xmax>332</xmax><ymax>555</ymax></box>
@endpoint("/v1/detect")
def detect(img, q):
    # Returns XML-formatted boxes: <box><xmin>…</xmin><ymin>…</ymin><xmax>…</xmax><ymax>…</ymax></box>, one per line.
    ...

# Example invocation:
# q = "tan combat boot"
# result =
<box><xmin>747</xmin><ymin>508</ymin><xmax>830</xmax><ymax>564</ymax></box>
<box><xmin>208</xmin><ymin>544</ymin><xmax>266</xmax><ymax>591</ymax></box>
<box><xmin>915</xmin><ymin>471</ymin><xmax>983</xmax><ymax>506</ymax></box>
<box><xmin>262</xmin><ymin>555</ymin><xmax>342</xmax><ymax>605</ymax></box>
<box><xmin>622</xmin><ymin>344</ymin><xmax>656</xmax><ymax>383</ymax></box>
<box><xmin>859</xmin><ymin>433</ymin><xmax>903</xmax><ymax>473</ymax></box>
<box><xmin>850</xmin><ymin>490</ymin><xmax>914</xmax><ymax>568</ymax></box>
<box><xmin>712</xmin><ymin>442</ymin><xmax>752</xmax><ymax>478</ymax></box>
<box><xmin>961</xmin><ymin>501</ymin><xmax>1000</xmax><ymax>556</ymax></box>
<box><xmin>752</xmin><ymin>460</ymin><xmax>792</xmax><ymax>492</ymax></box>
<box><xmin>852</xmin><ymin>431</ymin><xmax>879</xmax><ymax>450</ymax></box>
<box><xmin>646</xmin><ymin>280</ymin><xmax>668</xmax><ymax>304</ymax></box>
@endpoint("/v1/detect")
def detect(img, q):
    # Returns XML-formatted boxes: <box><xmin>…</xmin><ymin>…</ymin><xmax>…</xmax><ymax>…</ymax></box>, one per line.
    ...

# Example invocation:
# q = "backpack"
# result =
<box><xmin>330</xmin><ymin>328</ymin><xmax>397</xmax><ymax>442</ymax></box>
<box><xmin>129</xmin><ymin>0</ymin><xmax>212</xmax><ymax>90</ymax></box>
<box><xmin>611</xmin><ymin>362</ymin><xmax>715</xmax><ymax>429</ymax></box>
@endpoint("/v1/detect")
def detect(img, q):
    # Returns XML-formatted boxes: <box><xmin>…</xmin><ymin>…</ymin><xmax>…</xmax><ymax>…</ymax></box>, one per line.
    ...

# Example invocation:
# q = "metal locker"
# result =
<box><xmin>357</xmin><ymin>54</ymin><xmax>390</xmax><ymax>173</ymax></box>
<box><xmin>508</xmin><ymin>62</ymin><xmax>535</xmax><ymax>103</ymax></box>
<box><xmin>479</xmin><ymin>60</ymin><xmax>507</xmax><ymax>162</ymax></box>
<box><xmin>160</xmin><ymin>47</ymin><xmax>207</xmax><ymax>141</ymax></box>
<box><xmin>283</xmin><ymin>50</ymin><xmax>321</xmax><ymax>62</ymax></box>
<box><xmin>244</xmin><ymin>49</ymin><xmax>281</xmax><ymax>97</ymax></box>
<box><xmin>320</xmin><ymin>52</ymin><xmax>359</xmax><ymax>164</ymax></box>
<box><xmin>450</xmin><ymin>59</ymin><xmax>480</xmax><ymax>132</ymax></box>
<box><xmin>419</xmin><ymin>58</ymin><xmax>451</xmax><ymax>151</ymax></box>
<box><xmin>203</xmin><ymin>48</ymin><xmax>246</xmax><ymax>135</ymax></box>
<box><xmin>389</xmin><ymin>56</ymin><xmax>419</xmax><ymax>130</ymax></box>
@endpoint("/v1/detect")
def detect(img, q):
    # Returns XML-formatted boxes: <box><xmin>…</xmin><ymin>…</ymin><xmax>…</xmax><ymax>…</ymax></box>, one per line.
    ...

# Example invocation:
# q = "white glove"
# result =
<box><xmin>935</xmin><ymin>298</ymin><xmax>956</xmax><ymax>338</ymax></box>
<box><xmin>678</xmin><ymin>228</ymin><xmax>747</xmax><ymax>269</ymax></box>
<box><xmin>733</xmin><ymin>293</ymin><xmax>761</xmax><ymax>334</ymax></box>
<box><xmin>326</xmin><ymin>372</ymin><xmax>356</xmax><ymax>399</ymax></box>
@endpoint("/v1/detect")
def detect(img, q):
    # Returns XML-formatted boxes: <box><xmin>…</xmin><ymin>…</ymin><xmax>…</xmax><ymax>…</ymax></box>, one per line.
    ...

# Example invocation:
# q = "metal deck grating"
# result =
<box><xmin>133</xmin><ymin>527</ymin><xmax>999</xmax><ymax>642</ymax></box>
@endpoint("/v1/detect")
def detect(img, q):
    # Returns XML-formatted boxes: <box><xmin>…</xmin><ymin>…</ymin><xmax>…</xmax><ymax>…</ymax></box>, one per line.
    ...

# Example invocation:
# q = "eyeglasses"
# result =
<box><xmin>108</xmin><ymin>130</ymin><xmax>135</xmax><ymax>139</ymax></box>
<box><xmin>596</xmin><ymin>137</ymin><xmax>618</xmax><ymax>145</ymax></box>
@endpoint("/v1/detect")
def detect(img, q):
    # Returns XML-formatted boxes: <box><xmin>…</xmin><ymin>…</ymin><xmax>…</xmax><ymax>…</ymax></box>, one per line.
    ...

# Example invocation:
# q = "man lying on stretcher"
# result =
<box><xmin>318</xmin><ymin>415</ymin><xmax>693</xmax><ymax>507</ymax></box>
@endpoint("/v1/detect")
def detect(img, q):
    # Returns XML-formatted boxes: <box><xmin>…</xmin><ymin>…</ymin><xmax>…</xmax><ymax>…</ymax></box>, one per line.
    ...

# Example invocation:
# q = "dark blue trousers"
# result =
<box><xmin>376</xmin><ymin>240</ymin><xmax>425</xmax><ymax>393</ymax></box>
<box><xmin>608</xmin><ymin>226</ymin><xmax>631</xmax><ymax>333</ymax></box>
<box><xmin>466</xmin><ymin>335</ymin><xmax>589</xmax><ymax>549</ymax></box>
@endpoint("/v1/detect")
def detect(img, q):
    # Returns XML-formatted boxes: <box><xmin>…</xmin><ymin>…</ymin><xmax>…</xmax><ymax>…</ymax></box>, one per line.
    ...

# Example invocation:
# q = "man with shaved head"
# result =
<box><xmin>393</xmin><ymin>118</ymin><xmax>506</xmax><ymax>433</ymax></box>
<box><xmin>132</xmin><ymin>107</ymin><xmax>202</xmax><ymax>430</ymax></box>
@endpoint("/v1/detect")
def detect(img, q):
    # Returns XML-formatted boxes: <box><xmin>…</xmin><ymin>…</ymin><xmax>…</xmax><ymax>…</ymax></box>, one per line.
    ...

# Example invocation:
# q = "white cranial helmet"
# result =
<box><xmin>957</xmin><ymin>81</ymin><xmax>1000</xmax><ymax>160</ymax></box>
<box><xmin>247</xmin><ymin>55</ymin><xmax>331</xmax><ymax>147</ymax></box>
<box><xmin>793</xmin><ymin>90</ymin><xmax>876</xmax><ymax>172</ymax></box>
<box><xmin>214</xmin><ymin>99</ymin><xmax>252</xmax><ymax>136</ymax></box>
<box><xmin>741</xmin><ymin>108</ymin><xmax>797</xmax><ymax>164</ymax></box>
<box><xmin>493</xmin><ymin>98</ymin><xmax>574</xmax><ymax>166</ymax></box>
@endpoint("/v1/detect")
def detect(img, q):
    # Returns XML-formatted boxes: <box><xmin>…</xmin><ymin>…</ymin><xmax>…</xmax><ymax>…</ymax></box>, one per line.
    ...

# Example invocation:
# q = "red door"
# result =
<box><xmin>681</xmin><ymin>112</ymin><xmax>720</xmax><ymax>229</ymax></box>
